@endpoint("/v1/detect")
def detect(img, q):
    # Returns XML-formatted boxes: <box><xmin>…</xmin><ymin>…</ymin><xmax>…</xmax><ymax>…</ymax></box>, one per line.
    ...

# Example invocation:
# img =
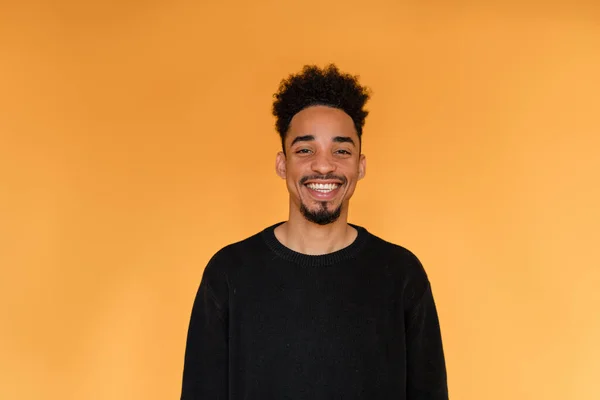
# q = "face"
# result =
<box><xmin>276</xmin><ymin>105</ymin><xmax>366</xmax><ymax>225</ymax></box>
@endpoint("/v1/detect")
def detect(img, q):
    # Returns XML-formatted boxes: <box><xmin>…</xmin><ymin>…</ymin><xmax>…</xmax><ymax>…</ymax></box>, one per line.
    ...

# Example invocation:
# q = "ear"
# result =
<box><xmin>275</xmin><ymin>151</ymin><xmax>287</xmax><ymax>179</ymax></box>
<box><xmin>358</xmin><ymin>153</ymin><xmax>366</xmax><ymax>180</ymax></box>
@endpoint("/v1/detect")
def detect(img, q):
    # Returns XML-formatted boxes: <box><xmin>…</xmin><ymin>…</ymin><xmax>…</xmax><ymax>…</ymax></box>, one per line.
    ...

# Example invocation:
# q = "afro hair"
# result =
<box><xmin>272</xmin><ymin>64</ymin><xmax>371</xmax><ymax>152</ymax></box>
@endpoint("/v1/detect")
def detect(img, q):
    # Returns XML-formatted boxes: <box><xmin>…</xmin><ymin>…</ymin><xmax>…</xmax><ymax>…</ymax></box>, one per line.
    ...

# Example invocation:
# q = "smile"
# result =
<box><xmin>305</xmin><ymin>183</ymin><xmax>340</xmax><ymax>193</ymax></box>
<box><xmin>303</xmin><ymin>181</ymin><xmax>344</xmax><ymax>201</ymax></box>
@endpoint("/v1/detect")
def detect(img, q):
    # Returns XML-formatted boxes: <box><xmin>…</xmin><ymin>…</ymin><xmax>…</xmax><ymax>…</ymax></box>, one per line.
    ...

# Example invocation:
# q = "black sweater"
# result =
<box><xmin>181</xmin><ymin>221</ymin><xmax>448</xmax><ymax>399</ymax></box>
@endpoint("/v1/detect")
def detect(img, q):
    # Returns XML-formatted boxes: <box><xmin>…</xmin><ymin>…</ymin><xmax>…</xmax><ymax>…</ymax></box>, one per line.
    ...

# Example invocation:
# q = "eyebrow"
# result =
<box><xmin>290</xmin><ymin>135</ymin><xmax>356</xmax><ymax>146</ymax></box>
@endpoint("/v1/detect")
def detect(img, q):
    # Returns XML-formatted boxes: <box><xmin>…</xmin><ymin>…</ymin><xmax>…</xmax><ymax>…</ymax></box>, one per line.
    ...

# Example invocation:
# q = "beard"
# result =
<box><xmin>300</xmin><ymin>201</ymin><xmax>342</xmax><ymax>225</ymax></box>
<box><xmin>297</xmin><ymin>173</ymin><xmax>347</xmax><ymax>225</ymax></box>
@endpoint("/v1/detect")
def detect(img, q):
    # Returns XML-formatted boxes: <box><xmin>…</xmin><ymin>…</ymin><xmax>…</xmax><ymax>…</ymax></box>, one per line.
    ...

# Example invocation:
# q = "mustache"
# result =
<box><xmin>300</xmin><ymin>174</ymin><xmax>347</xmax><ymax>185</ymax></box>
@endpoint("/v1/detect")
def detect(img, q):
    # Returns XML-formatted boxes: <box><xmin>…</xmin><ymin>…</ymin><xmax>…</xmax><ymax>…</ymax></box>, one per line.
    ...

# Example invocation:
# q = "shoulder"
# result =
<box><xmin>201</xmin><ymin>222</ymin><xmax>276</xmax><ymax>281</ymax></box>
<box><xmin>362</xmin><ymin>227</ymin><xmax>431</xmax><ymax>301</ymax></box>
<box><xmin>366</xmin><ymin>230</ymin><xmax>428</xmax><ymax>276</ymax></box>
<box><xmin>204</xmin><ymin>231</ymin><xmax>261</xmax><ymax>272</ymax></box>
<box><xmin>198</xmin><ymin>225</ymin><xmax>269</xmax><ymax>301</ymax></box>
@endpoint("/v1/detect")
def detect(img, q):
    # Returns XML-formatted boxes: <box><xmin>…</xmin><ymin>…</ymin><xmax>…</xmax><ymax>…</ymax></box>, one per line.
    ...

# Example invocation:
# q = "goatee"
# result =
<box><xmin>300</xmin><ymin>201</ymin><xmax>342</xmax><ymax>225</ymax></box>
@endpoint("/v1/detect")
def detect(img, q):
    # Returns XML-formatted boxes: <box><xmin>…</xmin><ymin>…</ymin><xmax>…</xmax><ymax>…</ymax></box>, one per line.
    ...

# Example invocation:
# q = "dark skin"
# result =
<box><xmin>274</xmin><ymin>105</ymin><xmax>366</xmax><ymax>255</ymax></box>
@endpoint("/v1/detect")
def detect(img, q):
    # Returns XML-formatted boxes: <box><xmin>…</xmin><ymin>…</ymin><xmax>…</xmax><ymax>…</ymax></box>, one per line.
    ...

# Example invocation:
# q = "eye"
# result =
<box><xmin>336</xmin><ymin>149</ymin><xmax>351</xmax><ymax>155</ymax></box>
<box><xmin>296</xmin><ymin>148</ymin><xmax>312</xmax><ymax>154</ymax></box>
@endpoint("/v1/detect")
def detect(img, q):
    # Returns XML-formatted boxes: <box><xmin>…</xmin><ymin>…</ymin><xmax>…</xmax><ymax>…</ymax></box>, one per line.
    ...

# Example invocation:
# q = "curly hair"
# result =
<box><xmin>272</xmin><ymin>64</ymin><xmax>371</xmax><ymax>152</ymax></box>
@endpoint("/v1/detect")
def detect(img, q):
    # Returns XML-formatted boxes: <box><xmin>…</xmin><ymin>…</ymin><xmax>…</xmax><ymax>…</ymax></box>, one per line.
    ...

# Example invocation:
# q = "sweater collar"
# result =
<box><xmin>260</xmin><ymin>221</ymin><xmax>370</xmax><ymax>266</ymax></box>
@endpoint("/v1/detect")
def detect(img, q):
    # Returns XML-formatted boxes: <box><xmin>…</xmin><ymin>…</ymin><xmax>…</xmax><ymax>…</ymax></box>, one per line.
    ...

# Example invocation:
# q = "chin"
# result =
<box><xmin>300</xmin><ymin>203</ymin><xmax>343</xmax><ymax>225</ymax></box>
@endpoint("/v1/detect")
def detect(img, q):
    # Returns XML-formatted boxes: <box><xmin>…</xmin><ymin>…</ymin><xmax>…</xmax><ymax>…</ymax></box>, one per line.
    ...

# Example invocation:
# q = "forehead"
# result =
<box><xmin>287</xmin><ymin>105</ymin><xmax>357</xmax><ymax>140</ymax></box>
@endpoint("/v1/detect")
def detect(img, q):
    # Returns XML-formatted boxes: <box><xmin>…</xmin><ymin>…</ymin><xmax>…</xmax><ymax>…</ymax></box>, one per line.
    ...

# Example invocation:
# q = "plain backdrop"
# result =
<box><xmin>1</xmin><ymin>1</ymin><xmax>599</xmax><ymax>399</ymax></box>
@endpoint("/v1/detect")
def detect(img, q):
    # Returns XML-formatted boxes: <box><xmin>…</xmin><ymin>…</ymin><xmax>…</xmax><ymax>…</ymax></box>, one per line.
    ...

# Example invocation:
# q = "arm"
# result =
<box><xmin>405</xmin><ymin>280</ymin><xmax>449</xmax><ymax>399</ymax></box>
<box><xmin>180</xmin><ymin>256</ymin><xmax>229</xmax><ymax>400</ymax></box>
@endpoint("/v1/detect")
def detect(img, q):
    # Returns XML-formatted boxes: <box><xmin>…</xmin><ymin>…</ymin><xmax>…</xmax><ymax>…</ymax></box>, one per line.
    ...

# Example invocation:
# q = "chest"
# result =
<box><xmin>228</xmin><ymin>264</ymin><xmax>406</xmax><ymax>352</ymax></box>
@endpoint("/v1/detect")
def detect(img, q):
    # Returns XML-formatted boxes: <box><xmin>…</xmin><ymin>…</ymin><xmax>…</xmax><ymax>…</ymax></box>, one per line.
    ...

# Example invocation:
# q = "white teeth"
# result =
<box><xmin>306</xmin><ymin>183</ymin><xmax>340</xmax><ymax>192</ymax></box>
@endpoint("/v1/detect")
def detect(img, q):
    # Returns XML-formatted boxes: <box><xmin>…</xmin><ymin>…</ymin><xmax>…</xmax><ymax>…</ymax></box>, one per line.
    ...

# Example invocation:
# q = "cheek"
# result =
<box><xmin>342</xmin><ymin>182</ymin><xmax>359</xmax><ymax>200</ymax></box>
<box><xmin>343</xmin><ymin>166</ymin><xmax>360</xmax><ymax>182</ymax></box>
<box><xmin>286</xmin><ymin>163</ymin><xmax>308</xmax><ymax>181</ymax></box>
<box><xmin>286</xmin><ymin>176</ymin><xmax>302</xmax><ymax>194</ymax></box>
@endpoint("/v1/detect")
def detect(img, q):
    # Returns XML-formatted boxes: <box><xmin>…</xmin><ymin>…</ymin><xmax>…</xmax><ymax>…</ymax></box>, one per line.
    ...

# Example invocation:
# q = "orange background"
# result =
<box><xmin>1</xmin><ymin>1</ymin><xmax>599</xmax><ymax>399</ymax></box>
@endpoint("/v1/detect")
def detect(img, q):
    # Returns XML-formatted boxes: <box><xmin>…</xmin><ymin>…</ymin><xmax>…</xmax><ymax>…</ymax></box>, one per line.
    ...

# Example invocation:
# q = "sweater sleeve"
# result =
<box><xmin>405</xmin><ymin>279</ymin><xmax>449</xmax><ymax>399</ymax></box>
<box><xmin>180</xmin><ymin>253</ymin><xmax>229</xmax><ymax>400</ymax></box>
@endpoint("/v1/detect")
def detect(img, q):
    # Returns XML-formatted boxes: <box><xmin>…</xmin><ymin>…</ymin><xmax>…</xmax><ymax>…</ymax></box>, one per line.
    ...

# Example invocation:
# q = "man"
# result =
<box><xmin>180</xmin><ymin>64</ymin><xmax>448</xmax><ymax>399</ymax></box>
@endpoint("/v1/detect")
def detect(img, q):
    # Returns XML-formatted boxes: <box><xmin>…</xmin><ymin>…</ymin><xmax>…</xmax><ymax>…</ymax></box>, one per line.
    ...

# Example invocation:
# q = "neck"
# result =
<box><xmin>274</xmin><ymin>204</ymin><xmax>357</xmax><ymax>255</ymax></box>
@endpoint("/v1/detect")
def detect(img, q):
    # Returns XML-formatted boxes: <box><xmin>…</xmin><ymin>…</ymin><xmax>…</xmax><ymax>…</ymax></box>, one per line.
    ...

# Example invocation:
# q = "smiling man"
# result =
<box><xmin>180</xmin><ymin>64</ymin><xmax>449</xmax><ymax>399</ymax></box>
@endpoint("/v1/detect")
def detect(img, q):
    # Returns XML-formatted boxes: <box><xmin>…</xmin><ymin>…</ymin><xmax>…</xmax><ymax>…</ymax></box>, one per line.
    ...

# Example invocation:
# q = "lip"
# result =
<box><xmin>303</xmin><ymin>180</ymin><xmax>343</xmax><ymax>184</ymax></box>
<box><xmin>303</xmin><ymin>182</ymin><xmax>343</xmax><ymax>201</ymax></box>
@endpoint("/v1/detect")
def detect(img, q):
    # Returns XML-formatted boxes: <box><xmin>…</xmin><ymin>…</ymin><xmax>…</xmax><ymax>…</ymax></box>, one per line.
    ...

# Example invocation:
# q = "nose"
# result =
<box><xmin>310</xmin><ymin>152</ymin><xmax>336</xmax><ymax>175</ymax></box>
